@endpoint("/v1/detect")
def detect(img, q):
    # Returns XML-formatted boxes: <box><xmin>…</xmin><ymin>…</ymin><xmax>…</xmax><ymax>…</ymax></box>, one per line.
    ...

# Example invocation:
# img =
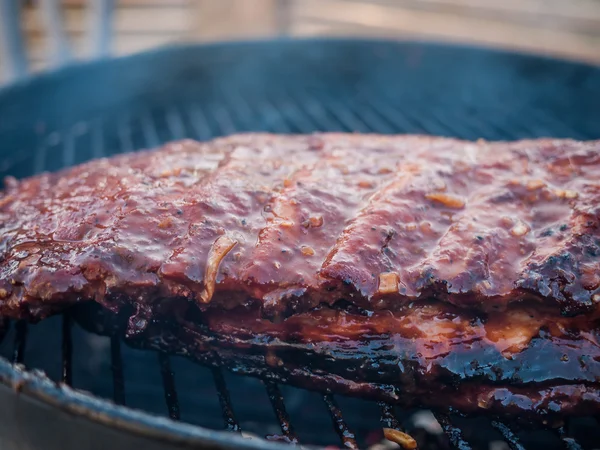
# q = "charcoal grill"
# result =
<box><xmin>0</xmin><ymin>39</ymin><xmax>599</xmax><ymax>450</ymax></box>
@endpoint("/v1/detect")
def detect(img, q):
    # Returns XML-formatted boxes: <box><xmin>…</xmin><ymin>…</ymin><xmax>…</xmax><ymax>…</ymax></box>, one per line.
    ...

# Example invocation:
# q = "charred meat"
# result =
<box><xmin>1</xmin><ymin>133</ymin><xmax>599</xmax><ymax>418</ymax></box>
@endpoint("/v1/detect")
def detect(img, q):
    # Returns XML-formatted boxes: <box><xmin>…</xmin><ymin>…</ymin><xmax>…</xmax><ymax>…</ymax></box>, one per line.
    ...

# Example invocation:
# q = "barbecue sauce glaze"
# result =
<box><xmin>2</xmin><ymin>134</ymin><xmax>600</xmax><ymax>417</ymax></box>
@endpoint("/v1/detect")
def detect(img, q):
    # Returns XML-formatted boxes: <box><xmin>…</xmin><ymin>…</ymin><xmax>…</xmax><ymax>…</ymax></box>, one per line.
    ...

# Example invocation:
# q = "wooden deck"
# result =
<box><xmin>2</xmin><ymin>0</ymin><xmax>600</xmax><ymax>81</ymax></box>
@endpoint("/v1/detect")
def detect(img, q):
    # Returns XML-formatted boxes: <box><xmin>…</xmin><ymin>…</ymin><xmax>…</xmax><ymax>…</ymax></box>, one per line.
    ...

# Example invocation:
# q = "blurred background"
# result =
<box><xmin>2</xmin><ymin>0</ymin><xmax>600</xmax><ymax>84</ymax></box>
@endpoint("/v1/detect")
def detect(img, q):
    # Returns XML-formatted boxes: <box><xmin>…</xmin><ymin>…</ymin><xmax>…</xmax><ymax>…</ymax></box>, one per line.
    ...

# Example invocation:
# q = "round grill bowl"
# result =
<box><xmin>0</xmin><ymin>38</ymin><xmax>599</xmax><ymax>450</ymax></box>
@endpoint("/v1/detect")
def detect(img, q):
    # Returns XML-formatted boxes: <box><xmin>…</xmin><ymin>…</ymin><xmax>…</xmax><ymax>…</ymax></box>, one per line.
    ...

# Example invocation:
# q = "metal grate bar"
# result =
<box><xmin>465</xmin><ymin>114</ymin><xmax>519</xmax><ymax>141</ymax></box>
<box><xmin>209</xmin><ymin>103</ymin><xmax>237</xmax><ymax>136</ymax></box>
<box><xmin>158</xmin><ymin>352</ymin><xmax>180</xmax><ymax>420</ymax></box>
<box><xmin>360</xmin><ymin>95</ymin><xmax>426</xmax><ymax>134</ymax></box>
<box><xmin>257</xmin><ymin>96</ymin><xmax>294</xmax><ymax>133</ymax></box>
<box><xmin>110</xmin><ymin>336</ymin><xmax>126</xmax><ymax>405</ymax></box>
<box><xmin>401</xmin><ymin>88</ymin><xmax>510</xmax><ymax>139</ymax></box>
<box><xmin>400</xmin><ymin>106</ymin><xmax>458</xmax><ymax>137</ymax></box>
<box><xmin>0</xmin><ymin>318</ymin><xmax>8</xmax><ymax>345</ymax></box>
<box><xmin>118</xmin><ymin>115</ymin><xmax>134</xmax><ymax>153</ymax></box>
<box><xmin>187</xmin><ymin>104</ymin><xmax>214</xmax><ymax>141</ymax></box>
<box><xmin>390</xmin><ymin>90</ymin><xmax>503</xmax><ymax>139</ymax></box>
<box><xmin>527</xmin><ymin>109</ymin><xmax>588</xmax><ymax>140</ymax></box>
<box><xmin>319</xmin><ymin>96</ymin><xmax>371</xmax><ymax>133</ymax></box>
<box><xmin>503</xmin><ymin>111</ymin><xmax>552</xmax><ymax>139</ymax></box>
<box><xmin>368</xmin><ymin>84</ymin><xmax>508</xmax><ymax>139</ymax></box>
<box><xmin>433</xmin><ymin>412</ymin><xmax>472</xmax><ymax>450</ymax></box>
<box><xmin>256</xmin><ymin>95</ymin><xmax>298</xmax><ymax>133</ymax></box>
<box><xmin>218</xmin><ymin>88</ymin><xmax>261</xmax><ymax>132</ymax></box>
<box><xmin>61</xmin><ymin>313</ymin><xmax>73</xmax><ymax>385</ymax></box>
<box><xmin>490</xmin><ymin>421</ymin><xmax>525</xmax><ymax>450</ymax></box>
<box><xmin>463</xmin><ymin>112</ymin><xmax>521</xmax><ymax>140</ymax></box>
<box><xmin>556</xmin><ymin>426</ymin><xmax>583</xmax><ymax>450</ymax></box>
<box><xmin>357</xmin><ymin>90</ymin><xmax>521</xmax><ymax>141</ymax></box>
<box><xmin>12</xmin><ymin>321</ymin><xmax>27</xmax><ymax>365</ymax></box>
<box><xmin>427</xmin><ymin>107</ymin><xmax>495</xmax><ymax>140</ymax></box>
<box><xmin>344</xmin><ymin>100</ymin><xmax>396</xmax><ymax>134</ymax></box>
<box><xmin>166</xmin><ymin>107</ymin><xmax>186</xmax><ymax>141</ymax></box>
<box><xmin>366</xmin><ymin>89</ymin><xmax>455</xmax><ymax>136</ymax></box>
<box><xmin>264</xmin><ymin>381</ymin><xmax>298</xmax><ymax>443</ymax></box>
<box><xmin>284</xmin><ymin>89</ymin><xmax>345</xmax><ymax>132</ymax></box>
<box><xmin>212</xmin><ymin>367</ymin><xmax>241</xmax><ymax>432</ymax></box>
<box><xmin>379</xmin><ymin>402</ymin><xmax>420</xmax><ymax>450</ymax></box>
<box><xmin>268</xmin><ymin>92</ymin><xmax>319</xmax><ymax>133</ymax></box>
<box><xmin>63</xmin><ymin>130</ymin><xmax>75</xmax><ymax>168</ymax></box>
<box><xmin>92</xmin><ymin>119</ymin><xmax>105</xmax><ymax>158</ymax></box>
<box><xmin>379</xmin><ymin>402</ymin><xmax>401</xmax><ymax>429</ymax></box>
<box><xmin>33</xmin><ymin>140</ymin><xmax>48</xmax><ymax>175</ymax></box>
<box><xmin>453</xmin><ymin>101</ymin><xmax>585</xmax><ymax>141</ymax></box>
<box><xmin>323</xmin><ymin>394</ymin><xmax>359</xmax><ymax>449</ymax></box>
<box><xmin>464</xmin><ymin>104</ymin><xmax>530</xmax><ymax>140</ymax></box>
<box><xmin>298</xmin><ymin>95</ymin><xmax>348</xmax><ymax>132</ymax></box>
<box><xmin>141</xmin><ymin>112</ymin><xmax>161</xmax><ymax>148</ymax></box>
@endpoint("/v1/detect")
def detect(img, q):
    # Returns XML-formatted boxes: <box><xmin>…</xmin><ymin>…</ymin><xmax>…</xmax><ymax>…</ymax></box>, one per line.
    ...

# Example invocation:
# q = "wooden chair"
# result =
<box><xmin>0</xmin><ymin>0</ymin><xmax>114</xmax><ymax>82</ymax></box>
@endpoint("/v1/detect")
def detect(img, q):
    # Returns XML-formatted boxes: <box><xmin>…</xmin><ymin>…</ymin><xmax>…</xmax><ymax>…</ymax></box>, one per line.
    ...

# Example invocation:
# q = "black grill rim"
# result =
<box><xmin>0</xmin><ymin>357</ymin><xmax>283</xmax><ymax>450</ymax></box>
<box><xmin>1</xmin><ymin>35</ymin><xmax>598</xmax><ymax>95</ymax></box>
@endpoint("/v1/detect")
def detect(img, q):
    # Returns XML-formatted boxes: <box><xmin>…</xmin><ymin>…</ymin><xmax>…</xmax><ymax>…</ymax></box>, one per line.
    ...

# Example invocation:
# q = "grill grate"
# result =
<box><xmin>556</xmin><ymin>427</ymin><xmax>583</xmax><ymax>450</ymax></box>
<box><xmin>264</xmin><ymin>381</ymin><xmax>298</xmax><ymax>443</ymax></box>
<box><xmin>490</xmin><ymin>421</ymin><xmax>525</xmax><ymax>450</ymax></box>
<box><xmin>17</xmin><ymin>306</ymin><xmax>582</xmax><ymax>450</ymax></box>
<box><xmin>1</xmin><ymin>99</ymin><xmax>596</xmax><ymax>450</ymax></box>
<box><xmin>0</xmin><ymin>40</ymin><xmax>599</xmax><ymax>450</ymax></box>
<box><xmin>212</xmin><ymin>367</ymin><xmax>242</xmax><ymax>433</ymax></box>
<box><xmin>12</xmin><ymin>321</ymin><xmax>27</xmax><ymax>365</ymax></box>
<box><xmin>323</xmin><ymin>394</ymin><xmax>359</xmax><ymax>449</ymax></box>
<box><xmin>432</xmin><ymin>413</ymin><xmax>471</xmax><ymax>450</ymax></box>
<box><xmin>110</xmin><ymin>336</ymin><xmax>126</xmax><ymax>405</ymax></box>
<box><xmin>158</xmin><ymin>353</ymin><xmax>181</xmax><ymax>421</ymax></box>
<box><xmin>61</xmin><ymin>314</ymin><xmax>73</xmax><ymax>385</ymax></box>
<box><xmin>1</xmin><ymin>95</ymin><xmax>594</xmax><ymax>450</ymax></box>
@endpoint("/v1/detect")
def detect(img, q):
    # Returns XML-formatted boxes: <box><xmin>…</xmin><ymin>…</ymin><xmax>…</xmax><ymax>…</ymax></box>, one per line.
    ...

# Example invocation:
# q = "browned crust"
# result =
<box><xmin>0</xmin><ymin>133</ymin><xmax>599</xmax><ymax>325</ymax></box>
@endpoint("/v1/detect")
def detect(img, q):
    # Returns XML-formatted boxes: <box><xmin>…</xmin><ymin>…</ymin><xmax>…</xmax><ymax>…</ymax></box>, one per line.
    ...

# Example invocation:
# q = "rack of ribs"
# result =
<box><xmin>1</xmin><ymin>133</ymin><xmax>599</xmax><ymax>419</ymax></box>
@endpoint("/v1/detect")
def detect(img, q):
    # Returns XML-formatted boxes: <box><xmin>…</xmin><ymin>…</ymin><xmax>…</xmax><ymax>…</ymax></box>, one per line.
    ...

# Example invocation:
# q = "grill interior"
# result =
<box><xmin>0</xmin><ymin>39</ymin><xmax>599</xmax><ymax>450</ymax></box>
<box><xmin>4</xmin><ymin>316</ymin><xmax>600</xmax><ymax>450</ymax></box>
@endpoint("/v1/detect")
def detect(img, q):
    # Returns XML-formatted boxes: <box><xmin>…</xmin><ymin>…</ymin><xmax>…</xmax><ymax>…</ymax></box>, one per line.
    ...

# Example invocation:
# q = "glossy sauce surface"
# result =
<box><xmin>0</xmin><ymin>134</ymin><xmax>599</xmax><ymax>321</ymax></box>
<box><xmin>202</xmin><ymin>301</ymin><xmax>600</xmax><ymax>384</ymax></box>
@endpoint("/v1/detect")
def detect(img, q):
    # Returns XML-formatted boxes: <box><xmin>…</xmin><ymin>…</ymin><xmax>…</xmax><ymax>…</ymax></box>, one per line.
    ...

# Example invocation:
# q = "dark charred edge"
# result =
<box><xmin>264</xmin><ymin>380</ymin><xmax>298</xmax><ymax>443</ymax></box>
<box><xmin>110</xmin><ymin>336</ymin><xmax>126</xmax><ymax>405</ymax></box>
<box><xmin>71</xmin><ymin>303</ymin><xmax>600</xmax><ymax>421</ymax></box>
<box><xmin>13</xmin><ymin>320</ymin><xmax>27</xmax><ymax>364</ymax></box>
<box><xmin>490</xmin><ymin>421</ymin><xmax>525</xmax><ymax>450</ymax></box>
<box><xmin>158</xmin><ymin>352</ymin><xmax>180</xmax><ymax>421</ymax></box>
<box><xmin>323</xmin><ymin>394</ymin><xmax>358</xmax><ymax>449</ymax></box>
<box><xmin>1</xmin><ymin>282</ymin><xmax>594</xmax><ymax>327</ymax></box>
<box><xmin>134</xmin><ymin>307</ymin><xmax>600</xmax><ymax>391</ymax></box>
<box><xmin>61</xmin><ymin>313</ymin><xmax>73</xmax><ymax>386</ymax></box>
<box><xmin>212</xmin><ymin>367</ymin><xmax>242</xmax><ymax>432</ymax></box>
<box><xmin>433</xmin><ymin>413</ymin><xmax>472</xmax><ymax>450</ymax></box>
